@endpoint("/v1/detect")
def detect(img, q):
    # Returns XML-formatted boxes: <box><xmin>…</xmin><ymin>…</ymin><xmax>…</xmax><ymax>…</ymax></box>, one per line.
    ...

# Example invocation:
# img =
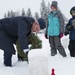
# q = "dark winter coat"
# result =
<box><xmin>65</xmin><ymin>16</ymin><xmax>75</xmax><ymax>40</ymax></box>
<box><xmin>0</xmin><ymin>16</ymin><xmax>34</xmax><ymax>54</ymax></box>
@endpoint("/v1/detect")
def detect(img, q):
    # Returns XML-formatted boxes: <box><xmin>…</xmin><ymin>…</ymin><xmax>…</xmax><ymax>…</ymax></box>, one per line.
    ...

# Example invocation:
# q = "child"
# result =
<box><xmin>45</xmin><ymin>1</ymin><xmax>66</xmax><ymax>57</ymax></box>
<box><xmin>65</xmin><ymin>6</ymin><xmax>75</xmax><ymax>57</ymax></box>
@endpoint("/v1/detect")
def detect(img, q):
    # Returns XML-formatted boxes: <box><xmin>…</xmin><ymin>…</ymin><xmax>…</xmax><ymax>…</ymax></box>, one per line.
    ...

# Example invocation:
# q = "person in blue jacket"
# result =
<box><xmin>65</xmin><ymin>6</ymin><xmax>75</xmax><ymax>57</ymax></box>
<box><xmin>45</xmin><ymin>1</ymin><xmax>66</xmax><ymax>57</ymax></box>
<box><xmin>0</xmin><ymin>16</ymin><xmax>46</xmax><ymax>67</ymax></box>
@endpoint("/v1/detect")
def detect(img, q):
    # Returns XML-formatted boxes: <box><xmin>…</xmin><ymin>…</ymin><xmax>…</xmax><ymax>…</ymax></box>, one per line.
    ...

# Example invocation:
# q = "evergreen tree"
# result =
<box><xmin>7</xmin><ymin>11</ymin><xmax>11</xmax><ymax>18</ymax></box>
<box><xmin>62</xmin><ymin>14</ymin><xmax>68</xmax><ymax>25</ymax></box>
<box><xmin>45</xmin><ymin>2</ymin><xmax>50</xmax><ymax>23</ymax></box>
<box><xmin>22</xmin><ymin>8</ymin><xmax>25</xmax><ymax>16</ymax></box>
<box><xmin>44</xmin><ymin>7</ymin><xmax>48</xmax><ymax>22</ymax></box>
<box><xmin>10</xmin><ymin>10</ymin><xmax>15</xmax><ymax>17</ymax></box>
<box><xmin>26</xmin><ymin>8</ymin><xmax>32</xmax><ymax>17</ymax></box>
<box><xmin>15</xmin><ymin>10</ymin><xmax>20</xmax><ymax>17</ymax></box>
<box><xmin>47</xmin><ymin>2</ymin><xmax>50</xmax><ymax>14</ymax></box>
<box><xmin>58</xmin><ymin>7</ymin><xmax>68</xmax><ymax>25</ymax></box>
<box><xmin>6</xmin><ymin>10</ymin><xmax>20</xmax><ymax>18</ymax></box>
<box><xmin>40</xmin><ymin>0</ymin><xmax>51</xmax><ymax>23</ymax></box>
<box><xmin>34</xmin><ymin>12</ymin><xmax>39</xmax><ymax>20</ymax></box>
<box><xmin>4</xmin><ymin>13</ymin><xmax>7</xmax><ymax>18</ymax></box>
<box><xmin>40</xmin><ymin>0</ymin><xmax>46</xmax><ymax>21</ymax></box>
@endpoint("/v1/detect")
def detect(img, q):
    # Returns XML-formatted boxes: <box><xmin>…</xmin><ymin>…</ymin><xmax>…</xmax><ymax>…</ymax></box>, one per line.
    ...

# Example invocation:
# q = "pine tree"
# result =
<box><xmin>22</xmin><ymin>8</ymin><xmax>25</xmax><ymax>16</ymax></box>
<box><xmin>10</xmin><ymin>10</ymin><xmax>15</xmax><ymax>17</ymax></box>
<box><xmin>5</xmin><ymin>10</ymin><xmax>20</xmax><ymax>18</ymax></box>
<box><xmin>40</xmin><ymin>0</ymin><xmax>50</xmax><ymax>23</ymax></box>
<box><xmin>40</xmin><ymin>0</ymin><xmax>46</xmax><ymax>21</ymax></box>
<box><xmin>44</xmin><ymin>7</ymin><xmax>48</xmax><ymax>22</ymax></box>
<box><xmin>4</xmin><ymin>13</ymin><xmax>7</xmax><ymax>18</ymax></box>
<box><xmin>47</xmin><ymin>2</ymin><xmax>50</xmax><ymax>14</ymax></box>
<box><xmin>62</xmin><ymin>14</ymin><xmax>68</xmax><ymax>25</ymax></box>
<box><xmin>15</xmin><ymin>10</ymin><xmax>20</xmax><ymax>17</ymax></box>
<box><xmin>7</xmin><ymin>11</ymin><xmax>11</xmax><ymax>18</ymax></box>
<box><xmin>34</xmin><ymin>12</ymin><xmax>39</xmax><ymax>20</ymax></box>
<box><xmin>26</xmin><ymin>8</ymin><xmax>32</xmax><ymax>17</ymax></box>
<box><xmin>58</xmin><ymin>7</ymin><xmax>68</xmax><ymax>25</ymax></box>
<box><xmin>45</xmin><ymin>2</ymin><xmax>50</xmax><ymax>23</ymax></box>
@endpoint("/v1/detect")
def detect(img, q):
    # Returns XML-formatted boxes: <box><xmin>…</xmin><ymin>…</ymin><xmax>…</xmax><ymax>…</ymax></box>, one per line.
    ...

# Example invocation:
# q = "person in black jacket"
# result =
<box><xmin>65</xmin><ymin>6</ymin><xmax>75</xmax><ymax>57</ymax></box>
<box><xmin>0</xmin><ymin>16</ymin><xmax>46</xmax><ymax>67</ymax></box>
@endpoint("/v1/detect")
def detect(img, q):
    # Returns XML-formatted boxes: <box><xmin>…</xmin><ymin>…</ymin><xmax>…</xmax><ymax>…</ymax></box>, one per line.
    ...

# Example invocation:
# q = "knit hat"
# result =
<box><xmin>38</xmin><ymin>18</ymin><xmax>46</xmax><ymax>29</ymax></box>
<box><xmin>51</xmin><ymin>1</ymin><xmax>58</xmax><ymax>9</ymax></box>
<box><xmin>70</xmin><ymin>6</ymin><xmax>75</xmax><ymax>15</ymax></box>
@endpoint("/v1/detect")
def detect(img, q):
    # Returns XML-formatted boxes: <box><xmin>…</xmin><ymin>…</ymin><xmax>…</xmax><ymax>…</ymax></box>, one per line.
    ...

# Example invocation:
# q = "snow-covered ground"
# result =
<box><xmin>0</xmin><ymin>34</ymin><xmax>75</xmax><ymax>75</ymax></box>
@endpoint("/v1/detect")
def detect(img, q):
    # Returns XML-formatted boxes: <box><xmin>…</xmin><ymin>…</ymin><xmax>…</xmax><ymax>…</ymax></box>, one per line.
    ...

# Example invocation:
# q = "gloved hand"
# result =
<box><xmin>23</xmin><ymin>49</ymin><xmax>29</xmax><ymax>56</ymax></box>
<box><xmin>64</xmin><ymin>32</ymin><xmax>69</xmax><ymax>36</ymax></box>
<box><xmin>44</xmin><ymin>34</ymin><xmax>48</xmax><ymax>39</ymax></box>
<box><xmin>72</xmin><ymin>19</ymin><xmax>75</xmax><ymax>29</ymax></box>
<box><xmin>59</xmin><ymin>33</ymin><xmax>64</xmax><ymax>38</ymax></box>
<box><xmin>67</xmin><ymin>25</ymin><xmax>74</xmax><ymax>31</ymax></box>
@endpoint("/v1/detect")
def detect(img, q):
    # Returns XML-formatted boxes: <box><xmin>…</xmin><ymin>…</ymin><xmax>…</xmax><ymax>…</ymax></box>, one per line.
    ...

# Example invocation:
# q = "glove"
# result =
<box><xmin>64</xmin><ymin>32</ymin><xmax>69</xmax><ymax>36</ymax></box>
<box><xmin>23</xmin><ymin>49</ymin><xmax>29</xmax><ymax>56</ymax></box>
<box><xmin>67</xmin><ymin>25</ymin><xmax>74</xmax><ymax>31</ymax></box>
<box><xmin>59</xmin><ymin>33</ymin><xmax>64</xmax><ymax>38</ymax></box>
<box><xmin>72</xmin><ymin>19</ymin><xmax>75</xmax><ymax>29</ymax></box>
<box><xmin>44</xmin><ymin>34</ymin><xmax>48</xmax><ymax>39</ymax></box>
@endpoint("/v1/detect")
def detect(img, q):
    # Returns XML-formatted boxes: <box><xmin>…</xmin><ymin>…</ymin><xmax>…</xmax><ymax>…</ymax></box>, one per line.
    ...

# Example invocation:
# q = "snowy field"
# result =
<box><xmin>0</xmin><ymin>34</ymin><xmax>75</xmax><ymax>75</ymax></box>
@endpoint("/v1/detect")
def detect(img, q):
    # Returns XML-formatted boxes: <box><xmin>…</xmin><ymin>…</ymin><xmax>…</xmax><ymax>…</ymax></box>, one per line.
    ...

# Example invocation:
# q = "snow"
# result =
<box><xmin>0</xmin><ymin>34</ymin><xmax>75</xmax><ymax>75</ymax></box>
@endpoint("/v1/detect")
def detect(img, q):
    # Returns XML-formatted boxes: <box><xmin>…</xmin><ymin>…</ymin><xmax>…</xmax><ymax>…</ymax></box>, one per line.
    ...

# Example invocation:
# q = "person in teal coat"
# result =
<box><xmin>45</xmin><ymin>1</ymin><xmax>66</xmax><ymax>57</ymax></box>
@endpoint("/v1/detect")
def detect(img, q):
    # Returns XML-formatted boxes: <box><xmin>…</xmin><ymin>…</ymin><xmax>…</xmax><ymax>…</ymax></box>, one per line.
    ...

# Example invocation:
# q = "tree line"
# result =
<box><xmin>4</xmin><ymin>0</ymin><xmax>50</xmax><ymax>20</ymax></box>
<box><xmin>4</xmin><ymin>0</ymin><xmax>68</xmax><ymax>24</ymax></box>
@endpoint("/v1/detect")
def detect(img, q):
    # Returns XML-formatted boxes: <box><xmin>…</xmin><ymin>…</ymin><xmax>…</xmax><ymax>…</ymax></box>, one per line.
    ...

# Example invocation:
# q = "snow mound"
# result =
<box><xmin>28</xmin><ymin>49</ymin><xmax>48</xmax><ymax>59</ymax></box>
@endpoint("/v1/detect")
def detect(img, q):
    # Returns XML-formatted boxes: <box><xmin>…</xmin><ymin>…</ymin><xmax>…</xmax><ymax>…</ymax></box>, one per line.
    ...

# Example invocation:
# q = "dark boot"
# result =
<box><xmin>68</xmin><ymin>40</ymin><xmax>75</xmax><ymax>57</ymax></box>
<box><xmin>4</xmin><ymin>51</ymin><xmax>12</xmax><ymax>67</ymax></box>
<box><xmin>70</xmin><ymin>51</ymin><xmax>75</xmax><ymax>57</ymax></box>
<box><xmin>51</xmin><ymin>52</ymin><xmax>57</xmax><ymax>56</ymax></box>
<box><xmin>51</xmin><ymin>49</ymin><xmax>57</xmax><ymax>56</ymax></box>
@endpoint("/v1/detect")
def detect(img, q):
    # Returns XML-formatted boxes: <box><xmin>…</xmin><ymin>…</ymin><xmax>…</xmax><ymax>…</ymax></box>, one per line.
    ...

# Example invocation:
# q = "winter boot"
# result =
<box><xmin>51</xmin><ymin>49</ymin><xmax>57</xmax><ymax>56</ymax></box>
<box><xmin>4</xmin><ymin>52</ymin><xmax>12</xmax><ymax>67</ymax></box>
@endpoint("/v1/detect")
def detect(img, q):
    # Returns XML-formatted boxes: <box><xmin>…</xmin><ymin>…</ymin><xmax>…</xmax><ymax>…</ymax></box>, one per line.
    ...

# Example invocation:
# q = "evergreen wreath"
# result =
<box><xmin>16</xmin><ymin>33</ymin><xmax>42</xmax><ymax>61</ymax></box>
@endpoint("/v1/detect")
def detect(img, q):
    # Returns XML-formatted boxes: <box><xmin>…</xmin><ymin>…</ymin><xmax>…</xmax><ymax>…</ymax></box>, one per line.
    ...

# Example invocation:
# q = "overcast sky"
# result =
<box><xmin>0</xmin><ymin>0</ymin><xmax>75</xmax><ymax>19</ymax></box>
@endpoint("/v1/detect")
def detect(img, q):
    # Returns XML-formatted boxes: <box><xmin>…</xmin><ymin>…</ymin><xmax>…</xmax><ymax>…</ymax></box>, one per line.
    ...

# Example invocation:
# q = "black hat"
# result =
<box><xmin>51</xmin><ymin>1</ymin><xmax>58</xmax><ymax>9</ymax></box>
<box><xmin>38</xmin><ymin>18</ymin><xmax>46</xmax><ymax>29</ymax></box>
<box><xmin>70</xmin><ymin>6</ymin><xmax>75</xmax><ymax>15</ymax></box>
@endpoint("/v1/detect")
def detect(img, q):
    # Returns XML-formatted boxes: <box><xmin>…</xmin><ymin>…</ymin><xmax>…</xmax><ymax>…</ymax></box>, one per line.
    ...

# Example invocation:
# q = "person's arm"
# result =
<box><xmin>58</xmin><ymin>12</ymin><xmax>65</xmax><ymax>33</ymax></box>
<box><xmin>64</xmin><ymin>20</ymin><xmax>71</xmax><ymax>35</ymax></box>
<box><xmin>18</xmin><ymin>19</ymin><xmax>29</xmax><ymax>51</ymax></box>
<box><xmin>66</xmin><ymin>19</ymin><xmax>74</xmax><ymax>31</ymax></box>
<box><xmin>45</xmin><ymin>16</ymin><xmax>49</xmax><ymax>39</ymax></box>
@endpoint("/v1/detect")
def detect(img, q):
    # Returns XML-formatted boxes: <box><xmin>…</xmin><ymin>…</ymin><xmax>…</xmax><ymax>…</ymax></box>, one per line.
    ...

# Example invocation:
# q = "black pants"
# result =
<box><xmin>68</xmin><ymin>40</ymin><xmax>75</xmax><ymax>57</ymax></box>
<box><xmin>4</xmin><ymin>51</ymin><xmax>12</xmax><ymax>66</ymax></box>
<box><xmin>0</xmin><ymin>31</ymin><xmax>17</xmax><ymax>66</ymax></box>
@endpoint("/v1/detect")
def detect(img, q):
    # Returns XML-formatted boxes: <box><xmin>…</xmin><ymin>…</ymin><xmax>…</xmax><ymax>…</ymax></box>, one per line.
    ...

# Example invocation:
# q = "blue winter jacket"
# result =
<box><xmin>47</xmin><ymin>11</ymin><xmax>60</xmax><ymax>36</ymax></box>
<box><xmin>66</xmin><ymin>16</ymin><xmax>75</xmax><ymax>40</ymax></box>
<box><xmin>0</xmin><ymin>16</ymin><xmax>34</xmax><ymax>54</ymax></box>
